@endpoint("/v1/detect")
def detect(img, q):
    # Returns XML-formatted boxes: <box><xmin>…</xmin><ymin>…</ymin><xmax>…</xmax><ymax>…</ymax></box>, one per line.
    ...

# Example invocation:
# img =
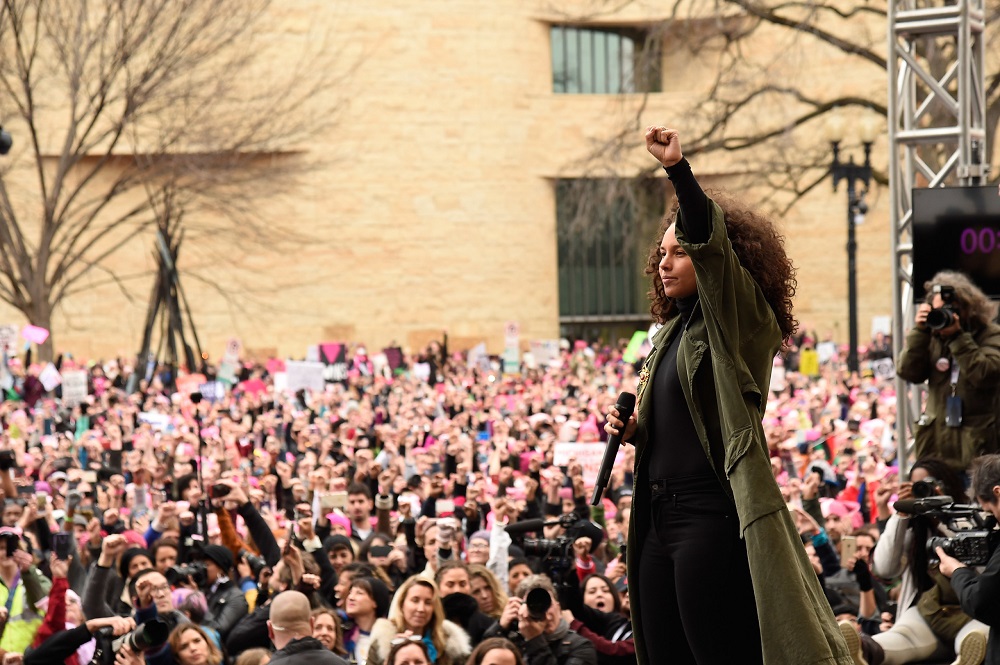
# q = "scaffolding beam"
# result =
<box><xmin>887</xmin><ymin>0</ymin><xmax>988</xmax><ymax>474</ymax></box>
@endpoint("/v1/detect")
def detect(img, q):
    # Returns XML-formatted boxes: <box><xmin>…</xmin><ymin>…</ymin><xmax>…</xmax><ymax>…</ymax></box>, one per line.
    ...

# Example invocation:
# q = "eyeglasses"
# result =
<box><xmin>390</xmin><ymin>635</ymin><xmax>424</xmax><ymax>647</ymax></box>
<box><xmin>150</xmin><ymin>584</ymin><xmax>172</xmax><ymax>596</ymax></box>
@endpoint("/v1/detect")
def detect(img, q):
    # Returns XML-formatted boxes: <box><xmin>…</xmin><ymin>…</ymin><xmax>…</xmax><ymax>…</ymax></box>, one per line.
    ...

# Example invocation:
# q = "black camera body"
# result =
<box><xmin>166</xmin><ymin>562</ymin><xmax>207</xmax><ymax>587</ymax></box>
<box><xmin>522</xmin><ymin>515</ymin><xmax>592</xmax><ymax>584</ymax></box>
<box><xmin>912</xmin><ymin>477</ymin><xmax>944</xmax><ymax>499</ymax></box>
<box><xmin>90</xmin><ymin>618</ymin><xmax>169</xmax><ymax>665</ymax></box>
<box><xmin>927</xmin><ymin>284</ymin><xmax>959</xmax><ymax>331</ymax></box>
<box><xmin>916</xmin><ymin>498</ymin><xmax>1000</xmax><ymax>566</ymax></box>
<box><xmin>0</xmin><ymin>450</ymin><xmax>16</xmax><ymax>472</ymax></box>
<box><xmin>239</xmin><ymin>550</ymin><xmax>267</xmax><ymax>578</ymax></box>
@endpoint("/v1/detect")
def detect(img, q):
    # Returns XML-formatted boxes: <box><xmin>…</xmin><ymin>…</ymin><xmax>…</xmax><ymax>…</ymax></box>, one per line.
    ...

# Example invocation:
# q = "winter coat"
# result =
<box><xmin>270</xmin><ymin>636</ymin><xmax>350</xmax><ymax>665</ymax></box>
<box><xmin>204</xmin><ymin>578</ymin><xmax>249</xmax><ymax>640</ymax></box>
<box><xmin>950</xmin><ymin>542</ymin><xmax>1000</xmax><ymax>665</ymax></box>
<box><xmin>626</xmin><ymin>200</ymin><xmax>853</xmax><ymax>665</ymax></box>
<box><xmin>897</xmin><ymin>321</ymin><xmax>1000</xmax><ymax>473</ymax></box>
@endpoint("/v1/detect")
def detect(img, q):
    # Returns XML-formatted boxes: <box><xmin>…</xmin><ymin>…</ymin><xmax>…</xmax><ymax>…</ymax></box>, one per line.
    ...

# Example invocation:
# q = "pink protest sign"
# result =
<box><xmin>21</xmin><ymin>325</ymin><xmax>49</xmax><ymax>345</ymax></box>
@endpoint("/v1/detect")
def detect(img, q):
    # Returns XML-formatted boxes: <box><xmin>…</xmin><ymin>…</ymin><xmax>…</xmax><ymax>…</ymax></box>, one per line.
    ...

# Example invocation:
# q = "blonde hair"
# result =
<box><xmin>389</xmin><ymin>577</ymin><xmax>448</xmax><ymax>663</ymax></box>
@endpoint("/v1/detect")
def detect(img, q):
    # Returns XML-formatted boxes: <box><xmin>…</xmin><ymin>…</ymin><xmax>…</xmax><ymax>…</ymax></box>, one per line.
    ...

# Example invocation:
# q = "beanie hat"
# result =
<box><xmin>121</xmin><ymin>530</ymin><xmax>148</xmax><ymax>549</ymax></box>
<box><xmin>323</xmin><ymin>534</ymin><xmax>355</xmax><ymax>554</ymax></box>
<box><xmin>469</xmin><ymin>530</ymin><xmax>490</xmax><ymax>545</ymax></box>
<box><xmin>118</xmin><ymin>548</ymin><xmax>153</xmax><ymax>581</ymax></box>
<box><xmin>358</xmin><ymin>576</ymin><xmax>392</xmax><ymax>618</ymax></box>
<box><xmin>196</xmin><ymin>544</ymin><xmax>235</xmax><ymax>573</ymax></box>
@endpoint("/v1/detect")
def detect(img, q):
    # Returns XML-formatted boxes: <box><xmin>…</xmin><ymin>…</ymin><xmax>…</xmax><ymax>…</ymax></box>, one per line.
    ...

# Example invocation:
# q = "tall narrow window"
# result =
<box><xmin>551</xmin><ymin>26</ymin><xmax>661</xmax><ymax>94</ymax></box>
<box><xmin>556</xmin><ymin>179</ymin><xmax>666</xmax><ymax>339</ymax></box>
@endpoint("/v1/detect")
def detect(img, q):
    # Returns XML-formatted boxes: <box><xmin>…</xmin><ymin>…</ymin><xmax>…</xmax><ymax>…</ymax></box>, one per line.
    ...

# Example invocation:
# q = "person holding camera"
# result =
<box><xmin>862</xmin><ymin>457</ymin><xmax>989</xmax><ymax>665</ymax></box>
<box><xmin>604</xmin><ymin>126</ymin><xmax>851</xmax><ymax>665</ymax></box>
<box><xmin>897</xmin><ymin>272</ymin><xmax>1000</xmax><ymax>474</ymax></box>
<box><xmin>187</xmin><ymin>545</ymin><xmax>247</xmax><ymax>642</ymax></box>
<box><xmin>937</xmin><ymin>454</ymin><xmax>1000</xmax><ymax>665</ymax></box>
<box><xmin>482</xmin><ymin>574</ymin><xmax>596</xmax><ymax>665</ymax></box>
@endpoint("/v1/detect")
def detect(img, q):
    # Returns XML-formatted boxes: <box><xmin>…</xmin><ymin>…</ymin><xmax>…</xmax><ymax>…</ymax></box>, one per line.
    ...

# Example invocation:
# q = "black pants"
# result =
<box><xmin>638</xmin><ymin>477</ymin><xmax>763</xmax><ymax>665</ymax></box>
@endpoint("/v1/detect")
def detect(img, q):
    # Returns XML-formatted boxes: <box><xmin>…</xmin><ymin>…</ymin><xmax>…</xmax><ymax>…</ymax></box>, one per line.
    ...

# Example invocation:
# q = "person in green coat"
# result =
<box><xmin>605</xmin><ymin>125</ymin><xmax>854</xmax><ymax>665</ymax></box>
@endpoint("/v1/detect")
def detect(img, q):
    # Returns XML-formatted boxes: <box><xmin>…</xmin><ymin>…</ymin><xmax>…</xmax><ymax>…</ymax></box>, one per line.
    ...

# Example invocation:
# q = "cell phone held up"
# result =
<box><xmin>840</xmin><ymin>535</ymin><xmax>857</xmax><ymax>563</ymax></box>
<box><xmin>53</xmin><ymin>532</ymin><xmax>71</xmax><ymax>560</ymax></box>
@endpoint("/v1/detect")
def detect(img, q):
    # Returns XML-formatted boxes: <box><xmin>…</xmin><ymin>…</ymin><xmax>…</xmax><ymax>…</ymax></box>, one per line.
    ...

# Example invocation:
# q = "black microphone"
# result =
<box><xmin>893</xmin><ymin>495</ymin><xmax>954</xmax><ymax>514</ymax></box>
<box><xmin>591</xmin><ymin>392</ymin><xmax>636</xmax><ymax>506</ymax></box>
<box><xmin>502</xmin><ymin>518</ymin><xmax>548</xmax><ymax>535</ymax></box>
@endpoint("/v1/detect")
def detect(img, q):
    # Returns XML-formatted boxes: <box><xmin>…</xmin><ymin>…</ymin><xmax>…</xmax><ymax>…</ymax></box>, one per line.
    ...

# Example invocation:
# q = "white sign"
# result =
<box><xmin>412</xmin><ymin>362</ymin><xmax>431</xmax><ymax>382</ymax></box>
<box><xmin>139</xmin><ymin>412</ymin><xmax>173</xmax><ymax>432</ymax></box>
<box><xmin>285</xmin><ymin>360</ymin><xmax>325</xmax><ymax>393</ymax></box>
<box><xmin>0</xmin><ymin>325</ymin><xmax>17</xmax><ymax>356</ymax></box>
<box><xmin>61</xmin><ymin>370</ymin><xmax>88</xmax><ymax>406</ymax></box>
<box><xmin>467</xmin><ymin>343</ymin><xmax>490</xmax><ymax>371</ymax></box>
<box><xmin>530</xmin><ymin>340</ymin><xmax>561</xmax><ymax>368</ymax></box>
<box><xmin>871</xmin><ymin>316</ymin><xmax>892</xmax><ymax>337</ymax></box>
<box><xmin>553</xmin><ymin>442</ymin><xmax>623</xmax><ymax>487</ymax></box>
<box><xmin>870</xmin><ymin>358</ymin><xmax>896</xmax><ymax>381</ymax></box>
<box><xmin>223</xmin><ymin>338</ymin><xmax>242</xmax><ymax>363</ymax></box>
<box><xmin>39</xmin><ymin>363</ymin><xmax>62</xmax><ymax>392</ymax></box>
<box><xmin>816</xmin><ymin>341</ymin><xmax>838</xmax><ymax>364</ymax></box>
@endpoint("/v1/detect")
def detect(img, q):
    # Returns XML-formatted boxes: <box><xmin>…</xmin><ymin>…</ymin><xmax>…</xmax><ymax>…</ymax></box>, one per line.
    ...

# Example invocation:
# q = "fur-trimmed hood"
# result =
<box><xmin>366</xmin><ymin>617</ymin><xmax>471</xmax><ymax>665</ymax></box>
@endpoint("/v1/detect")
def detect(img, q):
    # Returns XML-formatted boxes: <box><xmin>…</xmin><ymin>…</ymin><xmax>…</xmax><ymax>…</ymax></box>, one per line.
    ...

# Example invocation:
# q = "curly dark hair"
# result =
<box><xmin>644</xmin><ymin>190</ymin><xmax>798</xmax><ymax>339</ymax></box>
<box><xmin>924</xmin><ymin>270</ymin><xmax>999</xmax><ymax>330</ymax></box>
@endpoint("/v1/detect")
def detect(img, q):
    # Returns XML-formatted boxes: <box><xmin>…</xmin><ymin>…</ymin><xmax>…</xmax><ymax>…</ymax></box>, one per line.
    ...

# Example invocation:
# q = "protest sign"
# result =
<box><xmin>816</xmin><ymin>341</ymin><xmax>838</xmax><ymax>365</ymax></box>
<box><xmin>138</xmin><ymin>412</ymin><xmax>172</xmax><ymax>432</ymax></box>
<box><xmin>870</xmin><ymin>358</ymin><xmax>896</xmax><ymax>381</ymax></box>
<box><xmin>529</xmin><ymin>340</ymin><xmax>561</xmax><ymax>368</ymax></box>
<box><xmin>553</xmin><ymin>442</ymin><xmax>623</xmax><ymax>487</ymax></box>
<box><xmin>198</xmin><ymin>381</ymin><xmax>227</xmax><ymax>402</ymax></box>
<box><xmin>61</xmin><ymin>370</ymin><xmax>88</xmax><ymax>406</ymax></box>
<box><xmin>320</xmin><ymin>342</ymin><xmax>349</xmax><ymax>383</ymax></box>
<box><xmin>38</xmin><ymin>363</ymin><xmax>61</xmax><ymax>391</ymax></box>
<box><xmin>21</xmin><ymin>325</ymin><xmax>49</xmax><ymax>345</ymax></box>
<box><xmin>176</xmin><ymin>373</ymin><xmax>207</xmax><ymax>396</ymax></box>
<box><xmin>0</xmin><ymin>325</ymin><xmax>17</xmax><ymax>355</ymax></box>
<box><xmin>285</xmin><ymin>360</ymin><xmax>325</xmax><ymax>392</ymax></box>
<box><xmin>622</xmin><ymin>330</ymin><xmax>648</xmax><ymax>364</ymax></box>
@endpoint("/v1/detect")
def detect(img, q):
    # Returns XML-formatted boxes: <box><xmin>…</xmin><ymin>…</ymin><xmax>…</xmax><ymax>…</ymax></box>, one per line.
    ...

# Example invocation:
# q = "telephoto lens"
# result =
<box><xmin>525</xmin><ymin>587</ymin><xmax>552</xmax><ymax>622</ymax></box>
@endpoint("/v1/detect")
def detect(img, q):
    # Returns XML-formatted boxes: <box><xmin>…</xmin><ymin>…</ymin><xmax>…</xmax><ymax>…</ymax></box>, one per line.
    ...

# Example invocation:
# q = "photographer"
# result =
<box><xmin>188</xmin><ymin>545</ymin><xmax>247</xmax><ymax>641</ymax></box>
<box><xmin>867</xmin><ymin>457</ymin><xmax>989</xmax><ymax>664</ymax></box>
<box><xmin>482</xmin><ymin>574</ymin><xmax>596</xmax><ymax>665</ymax></box>
<box><xmin>897</xmin><ymin>272</ymin><xmax>1000</xmax><ymax>474</ymax></box>
<box><xmin>937</xmin><ymin>454</ymin><xmax>1000</xmax><ymax>665</ymax></box>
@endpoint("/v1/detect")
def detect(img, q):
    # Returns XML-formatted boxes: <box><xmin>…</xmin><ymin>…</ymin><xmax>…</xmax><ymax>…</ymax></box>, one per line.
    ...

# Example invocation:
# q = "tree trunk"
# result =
<box><xmin>28</xmin><ymin>301</ymin><xmax>55</xmax><ymax>363</ymax></box>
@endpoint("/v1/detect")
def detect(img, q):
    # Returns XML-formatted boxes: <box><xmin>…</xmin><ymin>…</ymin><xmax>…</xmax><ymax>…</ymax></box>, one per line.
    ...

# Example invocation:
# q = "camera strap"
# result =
<box><xmin>4</xmin><ymin>570</ymin><xmax>20</xmax><ymax>613</ymax></box>
<box><xmin>950</xmin><ymin>364</ymin><xmax>960</xmax><ymax>396</ymax></box>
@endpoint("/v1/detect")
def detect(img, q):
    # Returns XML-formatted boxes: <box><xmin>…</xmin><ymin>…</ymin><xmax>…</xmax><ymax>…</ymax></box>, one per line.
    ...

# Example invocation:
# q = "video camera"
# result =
<box><xmin>893</xmin><ymin>495</ymin><xmax>999</xmax><ymax>566</ymax></box>
<box><xmin>507</xmin><ymin>513</ymin><xmax>592</xmax><ymax>583</ymax></box>
<box><xmin>90</xmin><ymin>617</ymin><xmax>169</xmax><ymax>665</ymax></box>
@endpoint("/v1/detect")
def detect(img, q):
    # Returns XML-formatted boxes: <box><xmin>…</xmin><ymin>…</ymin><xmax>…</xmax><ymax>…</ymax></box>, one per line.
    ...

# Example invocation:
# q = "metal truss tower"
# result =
<box><xmin>887</xmin><ymin>0</ymin><xmax>988</xmax><ymax>473</ymax></box>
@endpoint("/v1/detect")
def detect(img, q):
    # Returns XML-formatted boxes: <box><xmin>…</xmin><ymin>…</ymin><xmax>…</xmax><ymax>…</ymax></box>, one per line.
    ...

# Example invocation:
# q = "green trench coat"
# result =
<box><xmin>626</xmin><ymin>201</ymin><xmax>853</xmax><ymax>665</ymax></box>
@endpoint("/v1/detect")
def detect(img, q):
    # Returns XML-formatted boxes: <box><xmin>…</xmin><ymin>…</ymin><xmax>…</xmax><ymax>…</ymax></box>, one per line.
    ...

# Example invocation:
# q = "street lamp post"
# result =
<box><xmin>828</xmin><ymin>118</ymin><xmax>875</xmax><ymax>374</ymax></box>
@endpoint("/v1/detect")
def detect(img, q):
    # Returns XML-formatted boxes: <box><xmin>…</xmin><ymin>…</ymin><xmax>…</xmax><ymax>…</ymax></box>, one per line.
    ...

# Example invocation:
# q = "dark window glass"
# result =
<box><xmin>556</xmin><ymin>178</ymin><xmax>667</xmax><ymax>338</ymax></box>
<box><xmin>551</xmin><ymin>26</ymin><xmax>661</xmax><ymax>94</ymax></box>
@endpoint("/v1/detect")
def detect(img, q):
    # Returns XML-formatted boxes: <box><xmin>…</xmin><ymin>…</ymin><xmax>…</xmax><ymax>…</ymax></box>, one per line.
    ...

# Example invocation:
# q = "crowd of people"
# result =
<box><xmin>0</xmin><ymin>316</ymin><xmax>985</xmax><ymax>665</ymax></box>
